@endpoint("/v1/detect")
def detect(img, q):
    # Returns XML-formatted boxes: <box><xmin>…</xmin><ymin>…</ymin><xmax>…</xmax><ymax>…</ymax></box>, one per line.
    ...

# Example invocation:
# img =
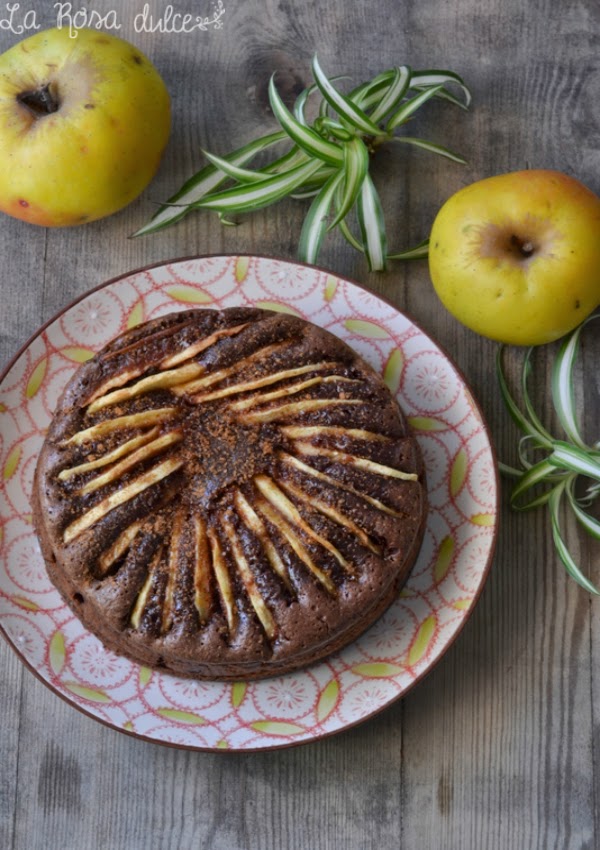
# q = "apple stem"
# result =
<box><xmin>510</xmin><ymin>234</ymin><xmax>535</xmax><ymax>258</ymax></box>
<box><xmin>16</xmin><ymin>84</ymin><xmax>60</xmax><ymax>118</ymax></box>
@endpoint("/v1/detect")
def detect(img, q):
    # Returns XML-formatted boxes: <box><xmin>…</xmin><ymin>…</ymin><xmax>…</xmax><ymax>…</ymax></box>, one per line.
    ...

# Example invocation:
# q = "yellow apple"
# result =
<box><xmin>428</xmin><ymin>170</ymin><xmax>600</xmax><ymax>345</ymax></box>
<box><xmin>0</xmin><ymin>27</ymin><xmax>170</xmax><ymax>227</ymax></box>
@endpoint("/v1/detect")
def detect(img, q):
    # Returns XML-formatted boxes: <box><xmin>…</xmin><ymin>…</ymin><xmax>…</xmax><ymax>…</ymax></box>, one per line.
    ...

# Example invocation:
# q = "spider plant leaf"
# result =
<box><xmin>521</xmin><ymin>348</ymin><xmax>554</xmax><ymax>443</ymax></box>
<box><xmin>510</xmin><ymin>458</ymin><xmax>558</xmax><ymax>506</ymax></box>
<box><xmin>204</xmin><ymin>146</ymin><xmax>307</xmax><ymax>183</ymax></box>
<box><xmin>261</xmin><ymin>146</ymin><xmax>307</xmax><ymax>174</ymax></box>
<box><xmin>338</xmin><ymin>216</ymin><xmax>365</xmax><ymax>252</ymax></box>
<box><xmin>566</xmin><ymin>481</ymin><xmax>600</xmax><ymax>539</ymax></box>
<box><xmin>409</xmin><ymin>69</ymin><xmax>472</xmax><ymax>107</ymax></box>
<box><xmin>191</xmin><ymin>158</ymin><xmax>323</xmax><ymax>213</ymax></box>
<box><xmin>548</xmin><ymin>485</ymin><xmax>600</xmax><ymax>594</ymax></box>
<box><xmin>516</xmin><ymin>434</ymin><xmax>562</xmax><ymax>470</ymax></box>
<box><xmin>293</xmin><ymin>76</ymin><xmax>349</xmax><ymax>125</ymax></box>
<box><xmin>496</xmin><ymin>347</ymin><xmax>552</xmax><ymax>444</ymax></box>
<box><xmin>386</xmin><ymin>84</ymin><xmax>444</xmax><ymax>131</ymax></box>
<box><xmin>424</xmin><ymin>86</ymin><xmax>471</xmax><ymax>110</ymax></box>
<box><xmin>269</xmin><ymin>76</ymin><xmax>344</xmax><ymax>166</ymax></box>
<box><xmin>499</xmin><ymin>461</ymin><xmax>526</xmax><ymax>479</ymax></box>
<box><xmin>357</xmin><ymin>175</ymin><xmax>387</xmax><ymax>271</ymax></box>
<box><xmin>512</xmin><ymin>488</ymin><xmax>557</xmax><ymax>511</ymax></box>
<box><xmin>298</xmin><ymin>171</ymin><xmax>344</xmax><ymax>264</ymax></box>
<box><xmin>548</xmin><ymin>441</ymin><xmax>600</xmax><ymax>481</ymax></box>
<box><xmin>201</xmin><ymin>150</ymin><xmax>276</xmax><ymax>184</ymax></box>
<box><xmin>388</xmin><ymin>239</ymin><xmax>430</xmax><ymax>260</ymax></box>
<box><xmin>311</xmin><ymin>55</ymin><xmax>382</xmax><ymax>135</ymax></box>
<box><xmin>369</xmin><ymin>66</ymin><xmax>411</xmax><ymax>124</ymax></box>
<box><xmin>328</xmin><ymin>137</ymin><xmax>369</xmax><ymax>230</ymax></box>
<box><xmin>349</xmin><ymin>71</ymin><xmax>395</xmax><ymax>112</ymax></box>
<box><xmin>390</xmin><ymin>135</ymin><xmax>467</xmax><ymax>164</ymax></box>
<box><xmin>133</xmin><ymin>130</ymin><xmax>287</xmax><ymax>236</ymax></box>
<box><xmin>289</xmin><ymin>167</ymin><xmax>336</xmax><ymax>198</ymax></box>
<box><xmin>551</xmin><ymin>318</ymin><xmax>593</xmax><ymax>449</ymax></box>
<box><xmin>316</xmin><ymin>117</ymin><xmax>355</xmax><ymax>142</ymax></box>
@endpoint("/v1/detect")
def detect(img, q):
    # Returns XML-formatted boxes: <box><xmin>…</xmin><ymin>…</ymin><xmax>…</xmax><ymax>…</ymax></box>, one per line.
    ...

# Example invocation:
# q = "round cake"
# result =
<box><xmin>32</xmin><ymin>307</ymin><xmax>427</xmax><ymax>680</ymax></box>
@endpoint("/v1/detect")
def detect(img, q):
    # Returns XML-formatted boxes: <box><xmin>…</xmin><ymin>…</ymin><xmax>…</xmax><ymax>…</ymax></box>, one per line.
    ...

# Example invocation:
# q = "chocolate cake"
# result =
<box><xmin>32</xmin><ymin>307</ymin><xmax>427</xmax><ymax>680</ymax></box>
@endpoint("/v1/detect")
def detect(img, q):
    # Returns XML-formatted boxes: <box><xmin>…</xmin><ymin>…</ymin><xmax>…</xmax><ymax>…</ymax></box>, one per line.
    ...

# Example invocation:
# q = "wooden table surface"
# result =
<box><xmin>1</xmin><ymin>1</ymin><xmax>599</xmax><ymax>848</ymax></box>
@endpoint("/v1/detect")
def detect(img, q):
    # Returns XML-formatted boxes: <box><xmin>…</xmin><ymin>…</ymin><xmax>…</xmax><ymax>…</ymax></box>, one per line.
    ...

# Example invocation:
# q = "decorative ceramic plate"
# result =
<box><xmin>0</xmin><ymin>255</ymin><xmax>498</xmax><ymax>751</ymax></box>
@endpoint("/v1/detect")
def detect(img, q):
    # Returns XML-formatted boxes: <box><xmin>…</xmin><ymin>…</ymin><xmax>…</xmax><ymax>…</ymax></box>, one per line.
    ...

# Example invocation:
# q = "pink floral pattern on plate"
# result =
<box><xmin>0</xmin><ymin>255</ymin><xmax>498</xmax><ymax>751</ymax></box>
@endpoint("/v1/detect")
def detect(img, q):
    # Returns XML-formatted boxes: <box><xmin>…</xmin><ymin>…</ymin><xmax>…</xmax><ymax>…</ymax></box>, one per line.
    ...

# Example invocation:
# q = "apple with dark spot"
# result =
<box><xmin>0</xmin><ymin>27</ymin><xmax>170</xmax><ymax>226</ymax></box>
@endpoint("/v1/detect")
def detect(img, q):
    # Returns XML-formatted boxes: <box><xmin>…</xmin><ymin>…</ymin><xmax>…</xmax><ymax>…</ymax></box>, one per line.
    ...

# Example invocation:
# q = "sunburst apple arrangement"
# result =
<box><xmin>0</xmin><ymin>26</ymin><xmax>599</xmax><ymax>593</ymax></box>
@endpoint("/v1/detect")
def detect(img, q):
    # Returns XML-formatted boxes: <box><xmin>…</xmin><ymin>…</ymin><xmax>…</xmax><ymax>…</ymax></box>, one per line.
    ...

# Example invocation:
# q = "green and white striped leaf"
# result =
<box><xmin>328</xmin><ymin>137</ymin><xmax>369</xmax><ymax>229</ymax></box>
<box><xmin>260</xmin><ymin>147</ymin><xmax>308</xmax><ymax>175</ymax></box>
<box><xmin>133</xmin><ymin>131</ymin><xmax>287</xmax><ymax>236</ymax></box>
<box><xmin>410</xmin><ymin>69</ymin><xmax>472</xmax><ymax>107</ymax></box>
<box><xmin>298</xmin><ymin>171</ymin><xmax>344</xmax><ymax>264</ymax></box>
<box><xmin>496</xmin><ymin>347</ymin><xmax>552</xmax><ymax>445</ymax></box>
<box><xmin>289</xmin><ymin>164</ymin><xmax>336</xmax><ymax>197</ymax></box>
<box><xmin>548</xmin><ymin>441</ymin><xmax>600</xmax><ymax>482</ymax></box>
<box><xmin>548</xmin><ymin>486</ymin><xmax>600</xmax><ymax>595</ymax></box>
<box><xmin>349</xmin><ymin>72</ymin><xmax>395</xmax><ymax>112</ymax></box>
<box><xmin>386</xmin><ymin>84</ymin><xmax>444</xmax><ymax>131</ymax></box>
<box><xmin>315</xmin><ymin>117</ymin><xmax>355</xmax><ymax>142</ymax></box>
<box><xmin>369</xmin><ymin>66</ymin><xmax>412</xmax><ymax>124</ymax></box>
<box><xmin>293</xmin><ymin>76</ymin><xmax>349</xmax><ymax>125</ymax></box>
<box><xmin>521</xmin><ymin>348</ymin><xmax>554</xmax><ymax>443</ymax></box>
<box><xmin>200</xmin><ymin>149</ymin><xmax>275</xmax><ymax>184</ymax></box>
<box><xmin>357</xmin><ymin>175</ymin><xmax>387</xmax><ymax>271</ymax></box>
<box><xmin>337</xmin><ymin>215</ymin><xmax>365</xmax><ymax>252</ymax></box>
<box><xmin>269</xmin><ymin>76</ymin><xmax>344</xmax><ymax>165</ymax></box>
<box><xmin>509</xmin><ymin>458</ymin><xmax>559</xmax><ymax>507</ymax></box>
<box><xmin>311</xmin><ymin>55</ymin><xmax>382</xmax><ymax>135</ymax></box>
<box><xmin>551</xmin><ymin>317</ymin><xmax>593</xmax><ymax>449</ymax></box>
<box><xmin>566</xmin><ymin>481</ymin><xmax>600</xmax><ymax>540</ymax></box>
<box><xmin>192</xmin><ymin>158</ymin><xmax>323</xmax><ymax>213</ymax></box>
<box><xmin>392</xmin><ymin>135</ymin><xmax>468</xmax><ymax>164</ymax></box>
<box><xmin>425</xmin><ymin>85</ymin><xmax>471</xmax><ymax>110</ymax></box>
<box><xmin>388</xmin><ymin>238</ymin><xmax>430</xmax><ymax>260</ymax></box>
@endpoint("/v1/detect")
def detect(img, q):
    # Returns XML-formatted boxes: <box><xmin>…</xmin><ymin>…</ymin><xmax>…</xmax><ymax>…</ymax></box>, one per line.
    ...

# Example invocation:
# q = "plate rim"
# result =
<box><xmin>0</xmin><ymin>252</ymin><xmax>500</xmax><ymax>752</ymax></box>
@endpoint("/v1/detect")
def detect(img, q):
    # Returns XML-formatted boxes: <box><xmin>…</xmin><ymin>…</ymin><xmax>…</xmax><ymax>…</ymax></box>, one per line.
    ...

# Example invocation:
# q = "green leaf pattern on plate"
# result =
<box><xmin>407</xmin><ymin>416</ymin><xmax>448</xmax><ymax>432</ymax></box>
<box><xmin>344</xmin><ymin>318</ymin><xmax>390</xmax><ymax>339</ymax></box>
<box><xmin>351</xmin><ymin>662</ymin><xmax>405</xmax><ymax>678</ymax></box>
<box><xmin>408</xmin><ymin>615</ymin><xmax>436</xmax><ymax>666</ymax></box>
<box><xmin>434</xmin><ymin>535</ymin><xmax>455</xmax><ymax>583</ymax></box>
<box><xmin>25</xmin><ymin>357</ymin><xmax>47</xmax><ymax>399</ymax></box>
<box><xmin>450</xmin><ymin>448</ymin><xmax>468</xmax><ymax>497</ymax></box>
<box><xmin>127</xmin><ymin>300</ymin><xmax>145</xmax><ymax>329</ymax></box>
<box><xmin>231</xmin><ymin>681</ymin><xmax>247</xmax><ymax>708</ymax></box>
<box><xmin>3</xmin><ymin>445</ymin><xmax>21</xmax><ymax>480</ymax></box>
<box><xmin>324</xmin><ymin>275</ymin><xmax>338</xmax><ymax>302</ymax></box>
<box><xmin>157</xmin><ymin>708</ymin><xmax>207</xmax><ymax>725</ymax></box>
<box><xmin>383</xmin><ymin>348</ymin><xmax>404</xmax><ymax>394</ymax></box>
<box><xmin>49</xmin><ymin>630</ymin><xmax>66</xmax><ymax>676</ymax></box>
<box><xmin>235</xmin><ymin>256</ymin><xmax>250</xmax><ymax>282</ymax></box>
<box><xmin>139</xmin><ymin>666</ymin><xmax>152</xmax><ymax>687</ymax></box>
<box><xmin>63</xmin><ymin>682</ymin><xmax>111</xmax><ymax>704</ymax></box>
<box><xmin>166</xmin><ymin>285</ymin><xmax>213</xmax><ymax>304</ymax></box>
<box><xmin>255</xmin><ymin>301</ymin><xmax>303</xmax><ymax>316</ymax></box>
<box><xmin>317</xmin><ymin>679</ymin><xmax>340</xmax><ymax>722</ymax></box>
<box><xmin>60</xmin><ymin>347</ymin><xmax>96</xmax><ymax>363</ymax></box>
<box><xmin>251</xmin><ymin>721</ymin><xmax>306</xmax><ymax>736</ymax></box>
